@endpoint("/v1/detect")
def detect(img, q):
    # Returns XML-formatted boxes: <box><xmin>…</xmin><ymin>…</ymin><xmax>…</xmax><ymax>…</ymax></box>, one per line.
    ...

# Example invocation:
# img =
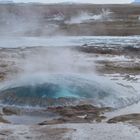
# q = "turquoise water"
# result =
<box><xmin>1</xmin><ymin>83</ymin><xmax>81</xmax><ymax>99</ymax></box>
<box><xmin>0</xmin><ymin>75</ymin><xmax>139</xmax><ymax>108</ymax></box>
<box><xmin>0</xmin><ymin>82</ymin><xmax>109</xmax><ymax>100</ymax></box>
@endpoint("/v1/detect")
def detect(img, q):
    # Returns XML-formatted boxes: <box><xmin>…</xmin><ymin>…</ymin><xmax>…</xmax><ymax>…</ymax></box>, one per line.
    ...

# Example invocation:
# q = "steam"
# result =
<box><xmin>65</xmin><ymin>9</ymin><xmax>112</xmax><ymax>24</ymax></box>
<box><xmin>0</xmin><ymin>5</ymin><xmax>63</xmax><ymax>36</ymax></box>
<box><xmin>20</xmin><ymin>47</ymin><xmax>95</xmax><ymax>75</ymax></box>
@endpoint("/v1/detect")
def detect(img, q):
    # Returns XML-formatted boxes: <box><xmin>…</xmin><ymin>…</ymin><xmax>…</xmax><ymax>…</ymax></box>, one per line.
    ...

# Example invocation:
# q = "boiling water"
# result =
<box><xmin>0</xmin><ymin>36</ymin><xmax>139</xmax><ymax>109</ymax></box>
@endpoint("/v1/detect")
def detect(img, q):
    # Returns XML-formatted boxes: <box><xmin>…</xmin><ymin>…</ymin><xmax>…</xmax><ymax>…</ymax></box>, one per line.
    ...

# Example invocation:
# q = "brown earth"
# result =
<box><xmin>107</xmin><ymin>113</ymin><xmax>140</xmax><ymax>123</ymax></box>
<box><xmin>39</xmin><ymin>105</ymin><xmax>111</xmax><ymax>125</ymax></box>
<box><xmin>107</xmin><ymin>113</ymin><xmax>140</xmax><ymax>129</ymax></box>
<box><xmin>76</xmin><ymin>45</ymin><xmax>140</xmax><ymax>74</ymax></box>
<box><xmin>78</xmin><ymin>45</ymin><xmax>140</xmax><ymax>57</ymax></box>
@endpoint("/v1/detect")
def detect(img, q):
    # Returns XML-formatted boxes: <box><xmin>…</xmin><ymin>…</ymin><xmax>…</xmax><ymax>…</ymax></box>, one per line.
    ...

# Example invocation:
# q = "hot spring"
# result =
<box><xmin>0</xmin><ymin>36</ymin><xmax>140</xmax><ymax>109</ymax></box>
<box><xmin>0</xmin><ymin>74</ymin><xmax>139</xmax><ymax>109</ymax></box>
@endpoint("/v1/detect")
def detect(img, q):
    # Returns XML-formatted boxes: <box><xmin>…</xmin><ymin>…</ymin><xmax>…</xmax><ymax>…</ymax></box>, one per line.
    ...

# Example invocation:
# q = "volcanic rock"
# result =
<box><xmin>39</xmin><ymin>105</ymin><xmax>110</xmax><ymax>125</ymax></box>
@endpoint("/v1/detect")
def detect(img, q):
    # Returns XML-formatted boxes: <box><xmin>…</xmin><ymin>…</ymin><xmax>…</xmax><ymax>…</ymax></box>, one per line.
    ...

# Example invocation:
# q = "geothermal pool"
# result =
<box><xmin>0</xmin><ymin>36</ymin><xmax>139</xmax><ymax>109</ymax></box>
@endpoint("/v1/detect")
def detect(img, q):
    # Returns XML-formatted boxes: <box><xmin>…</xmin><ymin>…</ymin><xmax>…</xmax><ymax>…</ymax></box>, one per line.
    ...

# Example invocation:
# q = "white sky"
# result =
<box><xmin>13</xmin><ymin>0</ymin><xmax>134</xmax><ymax>4</ymax></box>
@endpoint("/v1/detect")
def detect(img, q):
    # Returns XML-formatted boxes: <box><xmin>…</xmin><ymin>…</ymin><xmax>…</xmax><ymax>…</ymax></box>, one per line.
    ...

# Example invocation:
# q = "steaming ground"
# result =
<box><xmin>0</xmin><ymin>36</ymin><xmax>140</xmax><ymax>108</ymax></box>
<box><xmin>0</xmin><ymin>37</ymin><xmax>139</xmax><ymax>108</ymax></box>
<box><xmin>0</xmin><ymin>3</ymin><xmax>140</xmax><ymax>139</ymax></box>
<box><xmin>0</xmin><ymin>36</ymin><xmax>140</xmax><ymax>139</ymax></box>
<box><xmin>0</xmin><ymin>4</ymin><xmax>140</xmax><ymax>36</ymax></box>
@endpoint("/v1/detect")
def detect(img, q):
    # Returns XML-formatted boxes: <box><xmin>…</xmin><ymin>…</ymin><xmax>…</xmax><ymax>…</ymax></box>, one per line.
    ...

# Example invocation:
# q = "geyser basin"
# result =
<box><xmin>0</xmin><ymin>75</ymin><xmax>139</xmax><ymax>108</ymax></box>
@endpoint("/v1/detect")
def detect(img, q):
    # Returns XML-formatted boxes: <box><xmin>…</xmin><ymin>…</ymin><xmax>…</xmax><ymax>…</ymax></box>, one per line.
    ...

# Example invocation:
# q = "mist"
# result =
<box><xmin>65</xmin><ymin>9</ymin><xmax>112</xmax><ymax>24</ymax></box>
<box><xmin>0</xmin><ymin>4</ymin><xmax>64</xmax><ymax>36</ymax></box>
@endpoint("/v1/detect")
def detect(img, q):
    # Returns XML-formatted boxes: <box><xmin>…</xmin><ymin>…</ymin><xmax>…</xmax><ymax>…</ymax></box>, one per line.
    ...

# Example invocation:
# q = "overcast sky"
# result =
<box><xmin>13</xmin><ymin>0</ymin><xmax>134</xmax><ymax>4</ymax></box>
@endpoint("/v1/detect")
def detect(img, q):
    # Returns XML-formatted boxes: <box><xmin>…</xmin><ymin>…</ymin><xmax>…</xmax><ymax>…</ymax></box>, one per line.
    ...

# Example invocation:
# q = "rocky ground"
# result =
<box><xmin>0</xmin><ymin>105</ymin><xmax>140</xmax><ymax>140</ymax></box>
<box><xmin>78</xmin><ymin>44</ymin><xmax>140</xmax><ymax>74</ymax></box>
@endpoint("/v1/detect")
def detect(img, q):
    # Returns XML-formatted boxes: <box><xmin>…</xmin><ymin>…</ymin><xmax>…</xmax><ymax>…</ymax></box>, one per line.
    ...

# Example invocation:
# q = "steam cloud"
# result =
<box><xmin>65</xmin><ymin>9</ymin><xmax>112</xmax><ymax>24</ymax></box>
